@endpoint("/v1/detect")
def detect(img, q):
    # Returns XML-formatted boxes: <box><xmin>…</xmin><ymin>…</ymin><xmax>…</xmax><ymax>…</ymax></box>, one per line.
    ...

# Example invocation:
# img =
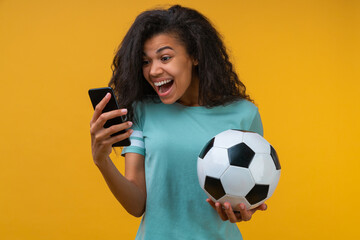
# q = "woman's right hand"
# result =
<box><xmin>89</xmin><ymin>93</ymin><xmax>133</xmax><ymax>165</ymax></box>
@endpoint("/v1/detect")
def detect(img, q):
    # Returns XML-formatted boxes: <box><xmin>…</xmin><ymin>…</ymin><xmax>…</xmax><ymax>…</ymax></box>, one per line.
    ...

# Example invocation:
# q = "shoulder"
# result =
<box><xmin>224</xmin><ymin>99</ymin><xmax>263</xmax><ymax>134</ymax></box>
<box><xmin>224</xmin><ymin>99</ymin><xmax>259</xmax><ymax>115</ymax></box>
<box><xmin>132</xmin><ymin>98</ymin><xmax>165</xmax><ymax>123</ymax></box>
<box><xmin>233</xmin><ymin>100</ymin><xmax>263</xmax><ymax>135</ymax></box>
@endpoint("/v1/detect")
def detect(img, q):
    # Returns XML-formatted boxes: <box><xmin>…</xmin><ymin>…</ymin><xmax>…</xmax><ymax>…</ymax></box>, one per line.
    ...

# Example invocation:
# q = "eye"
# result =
<box><xmin>161</xmin><ymin>56</ymin><xmax>172</xmax><ymax>62</ymax></box>
<box><xmin>142</xmin><ymin>59</ymin><xmax>150</xmax><ymax>66</ymax></box>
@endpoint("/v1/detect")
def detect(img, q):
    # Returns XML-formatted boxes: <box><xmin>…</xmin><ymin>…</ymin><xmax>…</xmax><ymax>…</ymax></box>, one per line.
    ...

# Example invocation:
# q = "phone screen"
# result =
<box><xmin>88</xmin><ymin>87</ymin><xmax>131</xmax><ymax>147</ymax></box>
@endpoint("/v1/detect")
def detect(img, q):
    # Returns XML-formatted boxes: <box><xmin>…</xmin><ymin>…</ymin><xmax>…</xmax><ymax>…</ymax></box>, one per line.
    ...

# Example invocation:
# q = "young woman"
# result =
<box><xmin>90</xmin><ymin>5</ymin><xmax>267</xmax><ymax>239</ymax></box>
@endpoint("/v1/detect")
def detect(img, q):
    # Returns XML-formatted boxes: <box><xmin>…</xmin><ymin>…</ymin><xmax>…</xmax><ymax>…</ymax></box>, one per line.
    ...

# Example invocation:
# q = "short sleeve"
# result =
<box><xmin>121</xmin><ymin>102</ymin><xmax>146</xmax><ymax>156</ymax></box>
<box><xmin>248</xmin><ymin>110</ymin><xmax>264</xmax><ymax>136</ymax></box>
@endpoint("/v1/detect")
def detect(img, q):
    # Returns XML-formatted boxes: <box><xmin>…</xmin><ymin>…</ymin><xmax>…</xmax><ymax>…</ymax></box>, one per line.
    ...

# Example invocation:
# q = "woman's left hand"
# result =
<box><xmin>206</xmin><ymin>198</ymin><xmax>267</xmax><ymax>223</ymax></box>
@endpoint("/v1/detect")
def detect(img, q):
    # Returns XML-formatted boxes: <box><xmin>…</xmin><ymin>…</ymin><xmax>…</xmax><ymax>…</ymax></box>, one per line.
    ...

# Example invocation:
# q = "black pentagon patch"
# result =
<box><xmin>199</xmin><ymin>137</ymin><xmax>214</xmax><ymax>159</ymax></box>
<box><xmin>204</xmin><ymin>176</ymin><xmax>226</xmax><ymax>200</ymax></box>
<box><xmin>227</xmin><ymin>143</ymin><xmax>255</xmax><ymax>168</ymax></box>
<box><xmin>245</xmin><ymin>184</ymin><xmax>269</xmax><ymax>205</ymax></box>
<box><xmin>270</xmin><ymin>145</ymin><xmax>281</xmax><ymax>170</ymax></box>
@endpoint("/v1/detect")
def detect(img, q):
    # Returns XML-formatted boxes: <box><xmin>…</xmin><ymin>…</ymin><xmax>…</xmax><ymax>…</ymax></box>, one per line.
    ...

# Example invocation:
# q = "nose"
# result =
<box><xmin>149</xmin><ymin>61</ymin><xmax>163</xmax><ymax>77</ymax></box>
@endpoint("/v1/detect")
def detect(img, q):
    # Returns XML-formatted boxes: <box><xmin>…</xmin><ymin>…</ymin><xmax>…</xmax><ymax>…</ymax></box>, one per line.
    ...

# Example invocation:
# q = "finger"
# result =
<box><xmin>206</xmin><ymin>198</ymin><xmax>216</xmax><ymax>210</ymax></box>
<box><xmin>101</xmin><ymin>121</ymin><xmax>133</xmax><ymax>139</ymax></box>
<box><xmin>90</xmin><ymin>109</ymin><xmax>128</xmax><ymax>135</ymax></box>
<box><xmin>93</xmin><ymin>121</ymin><xmax>132</xmax><ymax>144</ymax></box>
<box><xmin>104</xmin><ymin>129</ymin><xmax>134</xmax><ymax>146</ymax></box>
<box><xmin>250</xmin><ymin>203</ymin><xmax>268</xmax><ymax>215</ymax></box>
<box><xmin>238</xmin><ymin>203</ymin><xmax>252</xmax><ymax>221</ymax></box>
<box><xmin>96</xmin><ymin>109</ymin><xmax>128</xmax><ymax>128</ymax></box>
<box><xmin>224</xmin><ymin>202</ymin><xmax>241</xmax><ymax>223</ymax></box>
<box><xmin>261</xmin><ymin>203</ymin><xmax>268</xmax><ymax>211</ymax></box>
<box><xmin>90</xmin><ymin>93</ymin><xmax>111</xmax><ymax>125</ymax></box>
<box><xmin>215</xmin><ymin>202</ymin><xmax>228</xmax><ymax>221</ymax></box>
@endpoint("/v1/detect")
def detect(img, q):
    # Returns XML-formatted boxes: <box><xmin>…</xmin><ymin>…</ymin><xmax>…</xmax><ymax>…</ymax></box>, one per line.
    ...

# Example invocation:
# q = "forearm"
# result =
<box><xmin>95</xmin><ymin>157</ymin><xmax>146</xmax><ymax>217</ymax></box>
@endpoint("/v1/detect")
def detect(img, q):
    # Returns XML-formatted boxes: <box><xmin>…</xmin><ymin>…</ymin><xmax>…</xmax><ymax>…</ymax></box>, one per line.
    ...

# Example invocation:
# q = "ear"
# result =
<box><xmin>193</xmin><ymin>59</ymin><xmax>198</xmax><ymax>66</ymax></box>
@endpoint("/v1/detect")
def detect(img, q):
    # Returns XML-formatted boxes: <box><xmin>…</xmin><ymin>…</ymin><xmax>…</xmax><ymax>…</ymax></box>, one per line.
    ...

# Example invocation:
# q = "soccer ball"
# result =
<box><xmin>197</xmin><ymin>129</ymin><xmax>281</xmax><ymax>210</ymax></box>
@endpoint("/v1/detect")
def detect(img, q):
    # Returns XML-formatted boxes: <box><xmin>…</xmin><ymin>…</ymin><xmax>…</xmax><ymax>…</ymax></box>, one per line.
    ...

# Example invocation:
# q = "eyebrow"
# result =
<box><xmin>156</xmin><ymin>46</ymin><xmax>174</xmax><ymax>53</ymax></box>
<box><xmin>142</xmin><ymin>46</ymin><xmax>174</xmax><ymax>56</ymax></box>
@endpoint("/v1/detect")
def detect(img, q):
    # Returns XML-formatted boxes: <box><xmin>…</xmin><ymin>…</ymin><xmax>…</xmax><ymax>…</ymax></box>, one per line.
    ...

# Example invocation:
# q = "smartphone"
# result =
<box><xmin>88</xmin><ymin>87</ymin><xmax>131</xmax><ymax>147</ymax></box>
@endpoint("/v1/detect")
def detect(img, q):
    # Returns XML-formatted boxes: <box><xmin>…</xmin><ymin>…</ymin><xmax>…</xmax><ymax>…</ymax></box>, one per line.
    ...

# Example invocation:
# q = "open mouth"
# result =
<box><xmin>154</xmin><ymin>79</ymin><xmax>174</xmax><ymax>95</ymax></box>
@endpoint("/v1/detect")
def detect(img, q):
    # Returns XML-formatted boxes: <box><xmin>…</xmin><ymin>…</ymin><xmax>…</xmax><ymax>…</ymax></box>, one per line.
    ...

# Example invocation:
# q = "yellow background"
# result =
<box><xmin>1</xmin><ymin>0</ymin><xmax>359</xmax><ymax>239</ymax></box>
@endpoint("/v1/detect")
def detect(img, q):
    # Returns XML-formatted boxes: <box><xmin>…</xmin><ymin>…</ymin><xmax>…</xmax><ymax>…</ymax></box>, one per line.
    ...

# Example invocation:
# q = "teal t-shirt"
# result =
<box><xmin>122</xmin><ymin>99</ymin><xmax>263</xmax><ymax>240</ymax></box>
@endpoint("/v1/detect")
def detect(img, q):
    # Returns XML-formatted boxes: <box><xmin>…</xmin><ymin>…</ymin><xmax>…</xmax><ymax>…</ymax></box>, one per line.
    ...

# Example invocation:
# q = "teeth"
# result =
<box><xmin>154</xmin><ymin>79</ymin><xmax>172</xmax><ymax>87</ymax></box>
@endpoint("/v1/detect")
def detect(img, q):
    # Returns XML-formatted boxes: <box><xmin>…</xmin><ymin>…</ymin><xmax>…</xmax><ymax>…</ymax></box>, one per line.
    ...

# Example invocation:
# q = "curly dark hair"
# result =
<box><xmin>109</xmin><ymin>5</ymin><xmax>252</xmax><ymax>122</ymax></box>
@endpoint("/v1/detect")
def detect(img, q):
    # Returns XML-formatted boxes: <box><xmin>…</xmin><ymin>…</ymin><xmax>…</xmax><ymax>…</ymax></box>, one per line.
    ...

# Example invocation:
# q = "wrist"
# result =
<box><xmin>94</xmin><ymin>156</ymin><xmax>112</xmax><ymax>170</ymax></box>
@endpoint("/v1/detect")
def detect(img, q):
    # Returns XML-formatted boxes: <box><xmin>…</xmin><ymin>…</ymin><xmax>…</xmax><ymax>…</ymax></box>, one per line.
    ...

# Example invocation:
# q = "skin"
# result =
<box><xmin>207</xmin><ymin>199</ymin><xmax>267</xmax><ymax>223</ymax></box>
<box><xmin>90</xmin><ymin>33</ymin><xmax>266</xmax><ymax>222</ymax></box>
<box><xmin>142</xmin><ymin>33</ymin><xmax>199</xmax><ymax>106</ymax></box>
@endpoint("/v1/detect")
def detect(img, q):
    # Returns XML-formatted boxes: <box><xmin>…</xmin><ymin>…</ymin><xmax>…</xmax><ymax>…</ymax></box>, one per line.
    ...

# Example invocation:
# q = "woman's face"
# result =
<box><xmin>142</xmin><ymin>33</ymin><xmax>199</xmax><ymax>106</ymax></box>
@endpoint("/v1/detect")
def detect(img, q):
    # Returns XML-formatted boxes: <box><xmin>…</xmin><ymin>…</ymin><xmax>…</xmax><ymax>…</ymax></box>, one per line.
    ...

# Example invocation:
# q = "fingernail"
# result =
<box><xmin>128</xmin><ymin>121</ymin><xmax>133</xmax><ymax>127</ymax></box>
<box><xmin>106</xmin><ymin>93</ymin><xmax>111</xmax><ymax>98</ymax></box>
<box><xmin>224</xmin><ymin>204</ymin><xmax>229</xmax><ymax>210</ymax></box>
<box><xmin>240</xmin><ymin>204</ymin><xmax>245</xmax><ymax>210</ymax></box>
<box><xmin>121</xmin><ymin>109</ymin><xmax>127</xmax><ymax>114</ymax></box>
